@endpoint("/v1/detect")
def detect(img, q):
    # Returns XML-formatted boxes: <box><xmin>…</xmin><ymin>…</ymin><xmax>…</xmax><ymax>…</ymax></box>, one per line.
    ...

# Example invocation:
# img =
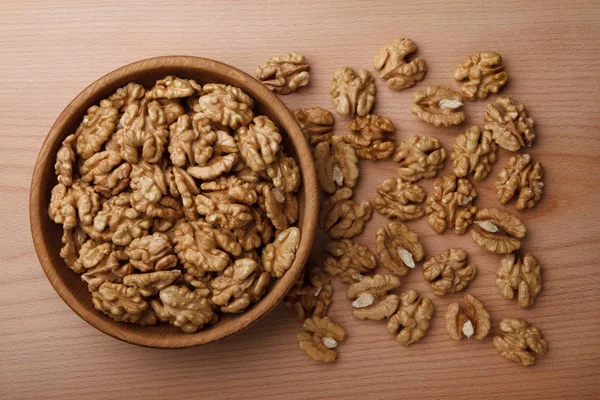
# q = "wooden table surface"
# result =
<box><xmin>1</xmin><ymin>1</ymin><xmax>599</xmax><ymax>399</ymax></box>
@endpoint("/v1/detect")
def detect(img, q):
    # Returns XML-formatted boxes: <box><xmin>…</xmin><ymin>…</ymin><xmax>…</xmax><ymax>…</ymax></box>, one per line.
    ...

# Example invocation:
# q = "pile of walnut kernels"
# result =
<box><xmin>255</xmin><ymin>43</ymin><xmax>546</xmax><ymax>366</ymax></box>
<box><xmin>49</xmin><ymin>77</ymin><xmax>302</xmax><ymax>333</ymax></box>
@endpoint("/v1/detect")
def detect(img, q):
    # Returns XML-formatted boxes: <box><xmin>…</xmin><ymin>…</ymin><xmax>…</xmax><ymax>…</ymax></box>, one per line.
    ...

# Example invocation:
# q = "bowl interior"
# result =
<box><xmin>30</xmin><ymin>56</ymin><xmax>317</xmax><ymax>348</ymax></box>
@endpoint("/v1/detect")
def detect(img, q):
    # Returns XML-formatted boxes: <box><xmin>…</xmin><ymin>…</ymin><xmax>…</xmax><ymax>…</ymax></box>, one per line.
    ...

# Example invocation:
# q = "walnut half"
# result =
<box><xmin>256</xmin><ymin>51</ymin><xmax>309</xmax><ymax>95</ymax></box>
<box><xmin>393</xmin><ymin>136</ymin><xmax>446</xmax><ymax>182</ymax></box>
<box><xmin>451</xmin><ymin>125</ymin><xmax>497</xmax><ymax>181</ymax></box>
<box><xmin>346</xmin><ymin>274</ymin><xmax>401</xmax><ymax>320</ymax></box>
<box><xmin>493</xmin><ymin>318</ymin><xmax>547</xmax><ymax>366</ymax></box>
<box><xmin>330</xmin><ymin>67</ymin><xmax>375</xmax><ymax>116</ymax></box>
<box><xmin>422</xmin><ymin>248</ymin><xmax>476</xmax><ymax>296</ymax></box>
<box><xmin>298</xmin><ymin>316</ymin><xmax>346</xmax><ymax>363</ymax></box>
<box><xmin>484</xmin><ymin>96</ymin><xmax>535</xmax><ymax>151</ymax></box>
<box><xmin>426</xmin><ymin>174</ymin><xmax>477</xmax><ymax>235</ymax></box>
<box><xmin>496</xmin><ymin>153</ymin><xmax>544</xmax><ymax>210</ymax></box>
<box><xmin>497</xmin><ymin>253</ymin><xmax>542</xmax><ymax>308</ymax></box>
<box><xmin>412</xmin><ymin>86</ymin><xmax>465</xmax><ymax>127</ymax></box>
<box><xmin>445</xmin><ymin>294</ymin><xmax>490</xmax><ymax>340</ymax></box>
<box><xmin>454</xmin><ymin>52</ymin><xmax>508</xmax><ymax>100</ymax></box>
<box><xmin>376</xmin><ymin>221</ymin><xmax>424</xmax><ymax>276</ymax></box>
<box><xmin>387</xmin><ymin>290</ymin><xmax>434</xmax><ymax>346</ymax></box>
<box><xmin>374</xmin><ymin>178</ymin><xmax>426</xmax><ymax>221</ymax></box>
<box><xmin>470</xmin><ymin>208</ymin><xmax>526</xmax><ymax>254</ymax></box>
<box><xmin>373</xmin><ymin>38</ymin><xmax>426</xmax><ymax>90</ymax></box>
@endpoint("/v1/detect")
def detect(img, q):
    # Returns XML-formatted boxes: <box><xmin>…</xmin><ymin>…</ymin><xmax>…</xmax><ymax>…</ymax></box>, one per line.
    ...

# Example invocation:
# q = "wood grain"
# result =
<box><xmin>1</xmin><ymin>0</ymin><xmax>599</xmax><ymax>399</ymax></box>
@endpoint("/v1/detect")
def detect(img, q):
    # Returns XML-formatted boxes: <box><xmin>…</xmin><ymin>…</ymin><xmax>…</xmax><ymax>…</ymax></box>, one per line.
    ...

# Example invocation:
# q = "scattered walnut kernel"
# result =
<box><xmin>330</xmin><ymin>67</ymin><xmax>376</xmax><ymax>116</ymax></box>
<box><xmin>262</xmin><ymin>227</ymin><xmax>301</xmax><ymax>278</ymax></box>
<box><xmin>376</xmin><ymin>221</ymin><xmax>424</xmax><ymax>276</ymax></box>
<box><xmin>319</xmin><ymin>188</ymin><xmax>373</xmax><ymax>239</ymax></box>
<box><xmin>346</xmin><ymin>274</ymin><xmax>401</xmax><ymax>320</ymax></box>
<box><xmin>445</xmin><ymin>294</ymin><xmax>490</xmax><ymax>340</ymax></box>
<box><xmin>412</xmin><ymin>86</ymin><xmax>465</xmax><ymax>127</ymax></box>
<box><xmin>314</xmin><ymin>135</ymin><xmax>359</xmax><ymax>194</ymax></box>
<box><xmin>342</xmin><ymin>114</ymin><xmax>395</xmax><ymax>160</ymax></box>
<box><xmin>454</xmin><ymin>52</ymin><xmax>508</xmax><ymax>100</ymax></box>
<box><xmin>422</xmin><ymin>248</ymin><xmax>476</xmax><ymax>296</ymax></box>
<box><xmin>484</xmin><ymin>96</ymin><xmax>535</xmax><ymax>151</ymax></box>
<box><xmin>256</xmin><ymin>51</ymin><xmax>309</xmax><ymax>94</ymax></box>
<box><xmin>285</xmin><ymin>264</ymin><xmax>332</xmax><ymax>321</ymax></box>
<box><xmin>387</xmin><ymin>290</ymin><xmax>434</xmax><ymax>346</ymax></box>
<box><xmin>151</xmin><ymin>284</ymin><xmax>214</xmax><ymax>333</ymax></box>
<box><xmin>298</xmin><ymin>316</ymin><xmax>346</xmax><ymax>363</ymax></box>
<box><xmin>497</xmin><ymin>153</ymin><xmax>544</xmax><ymax>210</ymax></box>
<box><xmin>323</xmin><ymin>239</ymin><xmax>377</xmax><ymax>284</ymax></box>
<box><xmin>451</xmin><ymin>125</ymin><xmax>498</xmax><ymax>181</ymax></box>
<box><xmin>210</xmin><ymin>258</ymin><xmax>270</xmax><ymax>313</ymax></box>
<box><xmin>497</xmin><ymin>253</ymin><xmax>542</xmax><ymax>308</ymax></box>
<box><xmin>373</xmin><ymin>38</ymin><xmax>426</xmax><ymax>90</ymax></box>
<box><xmin>493</xmin><ymin>318</ymin><xmax>547</xmax><ymax>366</ymax></box>
<box><xmin>373</xmin><ymin>178</ymin><xmax>426</xmax><ymax>221</ymax></box>
<box><xmin>393</xmin><ymin>136</ymin><xmax>447</xmax><ymax>182</ymax></box>
<box><xmin>292</xmin><ymin>107</ymin><xmax>334</xmax><ymax>147</ymax></box>
<box><xmin>471</xmin><ymin>208</ymin><xmax>526</xmax><ymax>254</ymax></box>
<box><xmin>426</xmin><ymin>174</ymin><xmax>478</xmax><ymax>235</ymax></box>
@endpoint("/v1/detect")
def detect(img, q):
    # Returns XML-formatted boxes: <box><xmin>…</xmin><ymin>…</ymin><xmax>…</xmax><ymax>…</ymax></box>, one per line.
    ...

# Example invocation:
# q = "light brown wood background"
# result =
<box><xmin>1</xmin><ymin>1</ymin><xmax>599</xmax><ymax>399</ymax></box>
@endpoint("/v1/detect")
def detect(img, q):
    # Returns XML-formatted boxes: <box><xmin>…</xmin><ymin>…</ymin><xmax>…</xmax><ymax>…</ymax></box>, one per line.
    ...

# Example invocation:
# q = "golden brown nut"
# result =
<box><xmin>195</xmin><ymin>83</ymin><xmax>254</xmax><ymax>129</ymax></box>
<box><xmin>108</xmin><ymin>82</ymin><xmax>145</xmax><ymax>110</ymax></box>
<box><xmin>497</xmin><ymin>153</ymin><xmax>544</xmax><ymax>210</ymax></box>
<box><xmin>426</xmin><ymin>174</ymin><xmax>477</xmax><ymax>235</ymax></box>
<box><xmin>82</xmin><ymin>260</ymin><xmax>134</xmax><ymax>293</ymax></box>
<box><xmin>422</xmin><ymin>249</ymin><xmax>476</xmax><ymax>296</ymax></box>
<box><xmin>266</xmin><ymin>155</ymin><xmax>301</xmax><ymax>193</ymax></box>
<box><xmin>347</xmin><ymin>274</ymin><xmax>401</xmax><ymax>320</ymax></box>
<box><xmin>285</xmin><ymin>264</ymin><xmax>332</xmax><ymax>321</ymax></box>
<box><xmin>451</xmin><ymin>125</ymin><xmax>497</xmax><ymax>181</ymax></box>
<box><xmin>49</xmin><ymin>182</ymin><xmax>101</xmax><ymax>230</ymax></box>
<box><xmin>234</xmin><ymin>207</ymin><xmax>274</xmax><ymax>251</ymax></box>
<box><xmin>387</xmin><ymin>289</ymin><xmax>434</xmax><ymax>346</ymax></box>
<box><xmin>194</xmin><ymin>180</ymin><xmax>257</xmax><ymax>230</ymax></box>
<box><xmin>145</xmin><ymin>76</ymin><xmax>201</xmax><ymax>100</ymax></box>
<box><xmin>412</xmin><ymin>86</ymin><xmax>465</xmax><ymax>127</ymax></box>
<box><xmin>70</xmin><ymin>239</ymin><xmax>116</xmax><ymax>273</ymax></box>
<box><xmin>256</xmin><ymin>51</ymin><xmax>309</xmax><ymax>94</ymax></box>
<box><xmin>497</xmin><ymin>253</ymin><xmax>542</xmax><ymax>308</ymax></box>
<box><xmin>373</xmin><ymin>38</ymin><xmax>426</xmax><ymax>90</ymax></box>
<box><xmin>92</xmin><ymin>282</ymin><xmax>149</xmax><ymax>324</ymax></box>
<box><xmin>298</xmin><ymin>316</ymin><xmax>346</xmax><ymax>363</ymax></box>
<box><xmin>55</xmin><ymin>134</ymin><xmax>77</xmax><ymax>186</ymax></box>
<box><xmin>376</xmin><ymin>221</ymin><xmax>424</xmax><ymax>276</ymax></box>
<box><xmin>75</xmin><ymin>99</ymin><xmax>118</xmax><ymax>159</ymax></box>
<box><xmin>170</xmin><ymin>166</ymin><xmax>200</xmax><ymax>220</ymax></box>
<box><xmin>130</xmin><ymin>162</ymin><xmax>183</xmax><ymax>219</ymax></box>
<box><xmin>187</xmin><ymin>153</ymin><xmax>238</xmax><ymax>181</ymax></box>
<box><xmin>87</xmin><ymin>192</ymin><xmax>152</xmax><ymax>246</ymax></box>
<box><xmin>210</xmin><ymin>258</ymin><xmax>270</xmax><ymax>313</ymax></box>
<box><xmin>393</xmin><ymin>136</ymin><xmax>446</xmax><ymax>182</ymax></box>
<box><xmin>292</xmin><ymin>107</ymin><xmax>334</xmax><ymax>147</ymax></box>
<box><xmin>330</xmin><ymin>67</ymin><xmax>375</xmax><ymax>116</ymax></box>
<box><xmin>262</xmin><ymin>227</ymin><xmax>300</xmax><ymax>278</ymax></box>
<box><xmin>445</xmin><ymin>294</ymin><xmax>490</xmax><ymax>340</ymax></box>
<box><xmin>258</xmin><ymin>181</ymin><xmax>297</xmax><ymax>232</ymax></box>
<box><xmin>235</xmin><ymin>115</ymin><xmax>282</xmax><ymax>172</ymax></box>
<box><xmin>323</xmin><ymin>239</ymin><xmax>377</xmax><ymax>284</ymax></box>
<box><xmin>125</xmin><ymin>233</ymin><xmax>178</xmax><ymax>272</ymax></box>
<box><xmin>168</xmin><ymin>114</ymin><xmax>215</xmax><ymax>168</ymax></box>
<box><xmin>60</xmin><ymin>227</ymin><xmax>88</xmax><ymax>271</ymax></box>
<box><xmin>493</xmin><ymin>318</ymin><xmax>547</xmax><ymax>366</ymax></box>
<box><xmin>151</xmin><ymin>284</ymin><xmax>214</xmax><ymax>333</ymax></box>
<box><xmin>484</xmin><ymin>96</ymin><xmax>535</xmax><ymax>151</ymax></box>
<box><xmin>79</xmin><ymin>150</ymin><xmax>131</xmax><ymax>197</ymax></box>
<box><xmin>319</xmin><ymin>188</ymin><xmax>372</xmax><ymax>239</ymax></box>
<box><xmin>123</xmin><ymin>270</ymin><xmax>181</xmax><ymax>297</ymax></box>
<box><xmin>373</xmin><ymin>178</ymin><xmax>425</xmax><ymax>221</ymax></box>
<box><xmin>314</xmin><ymin>135</ymin><xmax>359</xmax><ymax>194</ymax></box>
<box><xmin>470</xmin><ymin>208</ymin><xmax>526</xmax><ymax>254</ymax></box>
<box><xmin>454</xmin><ymin>52</ymin><xmax>508</xmax><ymax>100</ymax></box>
<box><xmin>342</xmin><ymin>114</ymin><xmax>395</xmax><ymax>160</ymax></box>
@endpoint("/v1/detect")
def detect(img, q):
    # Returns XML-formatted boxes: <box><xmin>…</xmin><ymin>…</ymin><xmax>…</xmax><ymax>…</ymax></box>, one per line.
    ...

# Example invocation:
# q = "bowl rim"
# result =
<box><xmin>29</xmin><ymin>55</ymin><xmax>318</xmax><ymax>348</ymax></box>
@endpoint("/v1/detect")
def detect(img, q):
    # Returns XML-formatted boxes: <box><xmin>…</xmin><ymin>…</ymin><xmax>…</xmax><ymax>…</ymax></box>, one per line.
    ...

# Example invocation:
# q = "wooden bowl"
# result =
<box><xmin>29</xmin><ymin>56</ymin><xmax>318</xmax><ymax>348</ymax></box>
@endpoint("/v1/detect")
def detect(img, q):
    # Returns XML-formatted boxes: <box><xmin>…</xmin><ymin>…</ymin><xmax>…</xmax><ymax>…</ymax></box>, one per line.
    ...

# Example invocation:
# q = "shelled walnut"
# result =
<box><xmin>422</xmin><ymin>248</ymin><xmax>476</xmax><ymax>296</ymax></box>
<box><xmin>320</xmin><ymin>188</ymin><xmax>372</xmax><ymax>239</ymax></box>
<box><xmin>412</xmin><ymin>86</ymin><xmax>465</xmax><ymax>127</ymax></box>
<box><xmin>298</xmin><ymin>316</ymin><xmax>346</xmax><ymax>363</ymax></box>
<box><xmin>497</xmin><ymin>253</ymin><xmax>542</xmax><ymax>308</ymax></box>
<box><xmin>451</xmin><ymin>125</ymin><xmax>497</xmax><ymax>181</ymax></box>
<box><xmin>285</xmin><ymin>264</ymin><xmax>333</xmax><ymax>321</ymax></box>
<box><xmin>373</xmin><ymin>178</ymin><xmax>425</xmax><ymax>221</ymax></box>
<box><xmin>49</xmin><ymin>76</ymin><xmax>303</xmax><ymax>333</ymax></box>
<box><xmin>393</xmin><ymin>136</ymin><xmax>446</xmax><ymax>182</ymax></box>
<box><xmin>471</xmin><ymin>208</ymin><xmax>526</xmax><ymax>254</ymax></box>
<box><xmin>373</xmin><ymin>38</ymin><xmax>426</xmax><ymax>90</ymax></box>
<box><xmin>445</xmin><ymin>294</ymin><xmax>490</xmax><ymax>340</ymax></box>
<box><xmin>346</xmin><ymin>274</ymin><xmax>401</xmax><ymax>320</ymax></box>
<box><xmin>256</xmin><ymin>51</ymin><xmax>309</xmax><ymax>94</ymax></box>
<box><xmin>323</xmin><ymin>239</ymin><xmax>377</xmax><ymax>284</ymax></box>
<box><xmin>342</xmin><ymin>114</ymin><xmax>395</xmax><ymax>160</ymax></box>
<box><xmin>454</xmin><ymin>52</ymin><xmax>508</xmax><ymax>100</ymax></box>
<box><xmin>314</xmin><ymin>135</ymin><xmax>359</xmax><ymax>194</ymax></box>
<box><xmin>376</xmin><ymin>221</ymin><xmax>424</xmax><ymax>276</ymax></box>
<box><xmin>330</xmin><ymin>67</ymin><xmax>376</xmax><ymax>116</ymax></box>
<box><xmin>387</xmin><ymin>290</ymin><xmax>434</xmax><ymax>346</ymax></box>
<box><xmin>292</xmin><ymin>107</ymin><xmax>334</xmax><ymax>147</ymax></box>
<box><xmin>493</xmin><ymin>318</ymin><xmax>547</xmax><ymax>366</ymax></box>
<box><xmin>496</xmin><ymin>153</ymin><xmax>544</xmax><ymax>210</ymax></box>
<box><xmin>426</xmin><ymin>174</ymin><xmax>477</xmax><ymax>235</ymax></box>
<box><xmin>484</xmin><ymin>96</ymin><xmax>535</xmax><ymax>151</ymax></box>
